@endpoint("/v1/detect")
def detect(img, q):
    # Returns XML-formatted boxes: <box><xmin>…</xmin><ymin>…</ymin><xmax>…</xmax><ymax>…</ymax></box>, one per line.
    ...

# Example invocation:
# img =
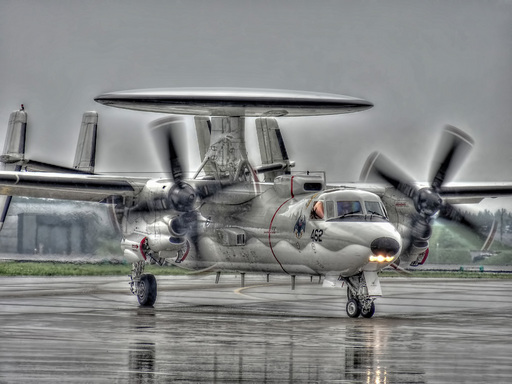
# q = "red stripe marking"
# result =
<box><xmin>140</xmin><ymin>237</ymin><xmax>147</xmax><ymax>260</ymax></box>
<box><xmin>181</xmin><ymin>240</ymin><xmax>191</xmax><ymax>262</ymax></box>
<box><xmin>419</xmin><ymin>248</ymin><xmax>429</xmax><ymax>265</ymax></box>
<box><xmin>268</xmin><ymin>198</ymin><xmax>291</xmax><ymax>274</ymax></box>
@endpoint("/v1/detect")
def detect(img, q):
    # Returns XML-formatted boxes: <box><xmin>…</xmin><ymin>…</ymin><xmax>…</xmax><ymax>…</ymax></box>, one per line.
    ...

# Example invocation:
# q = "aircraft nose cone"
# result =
<box><xmin>371</xmin><ymin>237</ymin><xmax>400</xmax><ymax>256</ymax></box>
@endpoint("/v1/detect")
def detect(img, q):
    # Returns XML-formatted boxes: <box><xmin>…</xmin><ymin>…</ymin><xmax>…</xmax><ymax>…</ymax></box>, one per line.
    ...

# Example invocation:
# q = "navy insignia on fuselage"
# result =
<box><xmin>294</xmin><ymin>214</ymin><xmax>307</xmax><ymax>239</ymax></box>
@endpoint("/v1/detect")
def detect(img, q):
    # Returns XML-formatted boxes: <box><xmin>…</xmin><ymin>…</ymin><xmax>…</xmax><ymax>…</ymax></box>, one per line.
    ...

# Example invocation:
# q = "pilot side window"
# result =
<box><xmin>325</xmin><ymin>201</ymin><xmax>335</xmax><ymax>219</ymax></box>
<box><xmin>310</xmin><ymin>201</ymin><xmax>324</xmax><ymax>220</ymax></box>
<box><xmin>364</xmin><ymin>201</ymin><xmax>387</xmax><ymax>218</ymax></box>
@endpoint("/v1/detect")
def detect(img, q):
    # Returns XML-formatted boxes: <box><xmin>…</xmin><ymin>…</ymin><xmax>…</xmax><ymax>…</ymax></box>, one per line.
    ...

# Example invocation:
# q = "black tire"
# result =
<box><xmin>346</xmin><ymin>299</ymin><xmax>361</xmax><ymax>318</ymax></box>
<box><xmin>137</xmin><ymin>274</ymin><xmax>157</xmax><ymax>307</ymax></box>
<box><xmin>361</xmin><ymin>302</ymin><xmax>376</xmax><ymax>318</ymax></box>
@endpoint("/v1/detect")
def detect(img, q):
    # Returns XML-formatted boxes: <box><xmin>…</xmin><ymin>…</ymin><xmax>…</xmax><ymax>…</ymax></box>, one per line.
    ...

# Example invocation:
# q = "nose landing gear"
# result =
<box><xmin>346</xmin><ymin>292</ymin><xmax>376</xmax><ymax>318</ymax></box>
<box><xmin>343</xmin><ymin>272</ymin><xmax>379</xmax><ymax>318</ymax></box>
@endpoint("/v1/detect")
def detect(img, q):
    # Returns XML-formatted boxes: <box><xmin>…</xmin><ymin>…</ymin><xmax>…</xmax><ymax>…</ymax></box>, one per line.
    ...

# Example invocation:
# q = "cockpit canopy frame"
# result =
<box><xmin>309</xmin><ymin>189</ymin><xmax>388</xmax><ymax>221</ymax></box>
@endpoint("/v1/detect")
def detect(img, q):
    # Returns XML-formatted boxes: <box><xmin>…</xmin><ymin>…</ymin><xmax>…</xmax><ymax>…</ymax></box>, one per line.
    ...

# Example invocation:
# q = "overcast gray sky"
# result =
<box><xmin>1</xmin><ymin>0</ymin><xmax>511</xmax><ymax>187</ymax></box>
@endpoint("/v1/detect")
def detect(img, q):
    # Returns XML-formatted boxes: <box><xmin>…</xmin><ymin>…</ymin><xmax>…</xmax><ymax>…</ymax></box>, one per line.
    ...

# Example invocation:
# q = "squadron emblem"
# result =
<box><xmin>293</xmin><ymin>214</ymin><xmax>307</xmax><ymax>239</ymax></box>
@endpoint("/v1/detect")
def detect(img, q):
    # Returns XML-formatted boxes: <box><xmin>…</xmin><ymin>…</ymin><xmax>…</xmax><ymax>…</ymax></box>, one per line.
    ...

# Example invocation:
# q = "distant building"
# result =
<box><xmin>0</xmin><ymin>197</ymin><xmax>120</xmax><ymax>255</ymax></box>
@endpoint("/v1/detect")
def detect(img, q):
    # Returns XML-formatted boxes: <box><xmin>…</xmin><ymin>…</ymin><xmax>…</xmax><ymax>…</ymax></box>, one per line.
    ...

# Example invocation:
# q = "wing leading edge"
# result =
<box><xmin>439</xmin><ymin>184</ymin><xmax>512</xmax><ymax>203</ymax></box>
<box><xmin>0</xmin><ymin>171</ymin><xmax>146</xmax><ymax>202</ymax></box>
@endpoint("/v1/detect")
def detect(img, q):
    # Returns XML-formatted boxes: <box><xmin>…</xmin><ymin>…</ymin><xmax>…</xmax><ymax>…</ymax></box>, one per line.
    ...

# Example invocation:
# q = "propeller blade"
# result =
<box><xmin>438</xmin><ymin>202</ymin><xmax>481</xmax><ymax>234</ymax></box>
<box><xmin>362</xmin><ymin>151</ymin><xmax>419</xmax><ymax>199</ymax></box>
<box><xmin>429</xmin><ymin>126</ymin><xmax>474</xmax><ymax>190</ymax></box>
<box><xmin>167</xmin><ymin>129</ymin><xmax>184</xmax><ymax>186</ymax></box>
<box><xmin>149</xmin><ymin>116</ymin><xmax>188</xmax><ymax>184</ymax></box>
<box><xmin>361</xmin><ymin>126</ymin><xmax>502</xmax><ymax>267</ymax></box>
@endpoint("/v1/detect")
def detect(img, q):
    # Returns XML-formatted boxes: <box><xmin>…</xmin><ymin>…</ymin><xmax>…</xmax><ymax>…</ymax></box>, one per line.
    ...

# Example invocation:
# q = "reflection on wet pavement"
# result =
<box><xmin>1</xmin><ymin>275</ymin><xmax>512</xmax><ymax>383</ymax></box>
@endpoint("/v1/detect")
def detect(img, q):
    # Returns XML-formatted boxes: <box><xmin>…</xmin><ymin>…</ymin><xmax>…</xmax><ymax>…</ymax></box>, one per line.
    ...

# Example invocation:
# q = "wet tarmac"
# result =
<box><xmin>1</xmin><ymin>274</ymin><xmax>512</xmax><ymax>383</ymax></box>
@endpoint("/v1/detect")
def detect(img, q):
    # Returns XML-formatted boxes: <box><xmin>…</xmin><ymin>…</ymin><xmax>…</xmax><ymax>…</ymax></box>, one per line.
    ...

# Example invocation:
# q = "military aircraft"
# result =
<box><xmin>1</xmin><ymin>88</ymin><xmax>512</xmax><ymax>318</ymax></box>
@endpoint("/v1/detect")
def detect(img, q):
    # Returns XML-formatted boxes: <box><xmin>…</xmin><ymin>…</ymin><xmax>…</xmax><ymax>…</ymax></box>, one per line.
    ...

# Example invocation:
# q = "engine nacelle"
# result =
<box><xmin>137</xmin><ymin>179</ymin><xmax>196</xmax><ymax>212</ymax></box>
<box><xmin>144</xmin><ymin>217</ymin><xmax>189</xmax><ymax>253</ymax></box>
<box><xmin>168</xmin><ymin>216</ymin><xmax>188</xmax><ymax>238</ymax></box>
<box><xmin>398</xmin><ymin>216</ymin><xmax>432</xmax><ymax>266</ymax></box>
<box><xmin>121</xmin><ymin>233</ymin><xmax>148</xmax><ymax>262</ymax></box>
<box><xmin>137</xmin><ymin>180</ymin><xmax>173</xmax><ymax>210</ymax></box>
<box><xmin>402</xmin><ymin>243</ymin><xmax>430</xmax><ymax>266</ymax></box>
<box><xmin>122</xmin><ymin>222</ymin><xmax>188</xmax><ymax>262</ymax></box>
<box><xmin>147</xmin><ymin>234</ymin><xmax>185</xmax><ymax>252</ymax></box>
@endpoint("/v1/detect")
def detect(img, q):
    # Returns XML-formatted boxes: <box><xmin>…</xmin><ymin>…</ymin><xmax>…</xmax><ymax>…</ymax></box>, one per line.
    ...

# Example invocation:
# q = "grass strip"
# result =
<box><xmin>1</xmin><ymin>261</ymin><xmax>512</xmax><ymax>278</ymax></box>
<box><xmin>379</xmin><ymin>271</ymin><xmax>512</xmax><ymax>279</ymax></box>
<box><xmin>0</xmin><ymin>261</ymin><xmax>190</xmax><ymax>277</ymax></box>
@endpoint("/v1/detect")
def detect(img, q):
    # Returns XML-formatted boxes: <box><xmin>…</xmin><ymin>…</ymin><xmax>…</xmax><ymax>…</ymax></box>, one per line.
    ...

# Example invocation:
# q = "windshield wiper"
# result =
<box><xmin>328</xmin><ymin>211</ymin><xmax>362</xmax><ymax>221</ymax></box>
<box><xmin>367</xmin><ymin>210</ymin><xmax>386</xmax><ymax>219</ymax></box>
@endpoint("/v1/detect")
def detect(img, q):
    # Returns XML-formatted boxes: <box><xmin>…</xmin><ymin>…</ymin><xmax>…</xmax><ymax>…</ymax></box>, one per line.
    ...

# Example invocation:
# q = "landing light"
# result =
<box><xmin>369</xmin><ymin>255</ymin><xmax>395</xmax><ymax>263</ymax></box>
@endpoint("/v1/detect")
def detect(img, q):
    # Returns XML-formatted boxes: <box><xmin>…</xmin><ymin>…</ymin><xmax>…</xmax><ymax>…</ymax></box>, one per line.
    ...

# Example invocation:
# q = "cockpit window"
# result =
<box><xmin>365</xmin><ymin>201</ymin><xmax>387</xmax><ymax>219</ymax></box>
<box><xmin>336</xmin><ymin>201</ymin><xmax>362</xmax><ymax>217</ymax></box>
<box><xmin>310</xmin><ymin>201</ymin><xmax>324</xmax><ymax>219</ymax></box>
<box><xmin>323</xmin><ymin>196</ymin><xmax>388</xmax><ymax>221</ymax></box>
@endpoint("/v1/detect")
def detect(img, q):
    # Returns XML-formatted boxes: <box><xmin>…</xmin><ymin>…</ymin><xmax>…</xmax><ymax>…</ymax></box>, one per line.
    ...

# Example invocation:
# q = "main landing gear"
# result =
<box><xmin>343</xmin><ymin>272</ymin><xmax>377</xmax><ymax>319</ymax></box>
<box><xmin>130</xmin><ymin>261</ymin><xmax>157</xmax><ymax>307</ymax></box>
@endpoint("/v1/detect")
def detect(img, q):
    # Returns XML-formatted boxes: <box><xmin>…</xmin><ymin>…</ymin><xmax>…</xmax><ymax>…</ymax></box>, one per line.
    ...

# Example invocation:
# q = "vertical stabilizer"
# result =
<box><xmin>1</xmin><ymin>109</ymin><xmax>27</xmax><ymax>165</ymax></box>
<box><xmin>255</xmin><ymin>118</ymin><xmax>293</xmax><ymax>181</ymax></box>
<box><xmin>73</xmin><ymin>111</ymin><xmax>98</xmax><ymax>173</ymax></box>
<box><xmin>194</xmin><ymin>116</ymin><xmax>216</xmax><ymax>176</ymax></box>
<box><xmin>0</xmin><ymin>109</ymin><xmax>27</xmax><ymax>230</ymax></box>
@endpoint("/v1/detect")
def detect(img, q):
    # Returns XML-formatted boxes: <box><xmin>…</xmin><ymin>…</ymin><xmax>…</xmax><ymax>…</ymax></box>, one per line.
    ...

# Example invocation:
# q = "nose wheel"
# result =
<box><xmin>361</xmin><ymin>301</ymin><xmax>376</xmax><ymax>318</ymax></box>
<box><xmin>346</xmin><ymin>297</ymin><xmax>375</xmax><ymax>318</ymax></box>
<box><xmin>344</xmin><ymin>273</ymin><xmax>377</xmax><ymax>318</ymax></box>
<box><xmin>346</xmin><ymin>299</ymin><xmax>361</xmax><ymax>318</ymax></box>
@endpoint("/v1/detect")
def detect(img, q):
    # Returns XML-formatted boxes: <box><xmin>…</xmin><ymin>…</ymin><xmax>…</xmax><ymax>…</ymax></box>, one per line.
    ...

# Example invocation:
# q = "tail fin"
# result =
<box><xmin>0</xmin><ymin>110</ymin><xmax>98</xmax><ymax>230</ymax></box>
<box><xmin>1</xmin><ymin>109</ymin><xmax>27</xmax><ymax>166</ymax></box>
<box><xmin>73</xmin><ymin>111</ymin><xmax>98</xmax><ymax>173</ymax></box>
<box><xmin>0</xmin><ymin>108</ymin><xmax>27</xmax><ymax>230</ymax></box>
<box><xmin>194</xmin><ymin>116</ymin><xmax>217</xmax><ymax>177</ymax></box>
<box><xmin>255</xmin><ymin>118</ymin><xmax>294</xmax><ymax>181</ymax></box>
<box><xmin>14</xmin><ymin>111</ymin><xmax>99</xmax><ymax>174</ymax></box>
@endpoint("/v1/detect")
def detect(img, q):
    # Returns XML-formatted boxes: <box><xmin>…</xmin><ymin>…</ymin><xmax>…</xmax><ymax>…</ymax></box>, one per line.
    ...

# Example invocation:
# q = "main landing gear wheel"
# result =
<box><xmin>346</xmin><ymin>299</ymin><xmax>361</xmax><ymax>318</ymax></box>
<box><xmin>137</xmin><ymin>274</ymin><xmax>157</xmax><ymax>307</ymax></box>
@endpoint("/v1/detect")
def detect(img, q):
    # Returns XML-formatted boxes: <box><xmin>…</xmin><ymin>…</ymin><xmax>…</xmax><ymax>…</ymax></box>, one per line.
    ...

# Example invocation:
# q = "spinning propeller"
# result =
<box><xmin>361</xmin><ymin>126</ymin><xmax>478</xmax><ymax>252</ymax></box>
<box><xmin>149</xmin><ymin>116</ymin><xmax>201</xmax><ymax>244</ymax></box>
<box><xmin>148</xmin><ymin>116</ymin><xmax>236</xmax><ymax>250</ymax></box>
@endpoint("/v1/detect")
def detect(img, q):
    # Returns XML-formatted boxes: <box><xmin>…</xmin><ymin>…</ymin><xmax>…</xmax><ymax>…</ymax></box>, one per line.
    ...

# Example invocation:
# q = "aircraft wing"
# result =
<box><xmin>439</xmin><ymin>183</ymin><xmax>512</xmax><ymax>204</ymax></box>
<box><xmin>329</xmin><ymin>182</ymin><xmax>512</xmax><ymax>205</ymax></box>
<box><xmin>0</xmin><ymin>171</ymin><xmax>147</xmax><ymax>202</ymax></box>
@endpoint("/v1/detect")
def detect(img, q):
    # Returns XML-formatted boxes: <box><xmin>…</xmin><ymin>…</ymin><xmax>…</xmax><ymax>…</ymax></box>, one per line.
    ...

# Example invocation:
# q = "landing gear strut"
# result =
<box><xmin>130</xmin><ymin>261</ymin><xmax>157</xmax><ymax>307</ymax></box>
<box><xmin>343</xmin><ymin>272</ymin><xmax>377</xmax><ymax>318</ymax></box>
